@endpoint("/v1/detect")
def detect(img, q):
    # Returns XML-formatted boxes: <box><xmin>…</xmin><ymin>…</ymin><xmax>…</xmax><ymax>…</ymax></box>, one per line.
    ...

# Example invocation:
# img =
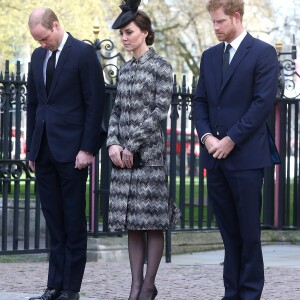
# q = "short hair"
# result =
<box><xmin>133</xmin><ymin>10</ymin><xmax>155</xmax><ymax>46</ymax></box>
<box><xmin>206</xmin><ymin>0</ymin><xmax>244</xmax><ymax>19</ymax></box>
<box><xmin>28</xmin><ymin>7</ymin><xmax>59</xmax><ymax>31</ymax></box>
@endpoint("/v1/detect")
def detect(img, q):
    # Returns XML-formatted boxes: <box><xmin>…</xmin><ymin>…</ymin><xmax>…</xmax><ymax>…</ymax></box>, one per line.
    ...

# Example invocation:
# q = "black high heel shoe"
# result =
<box><xmin>151</xmin><ymin>286</ymin><xmax>158</xmax><ymax>300</ymax></box>
<box><xmin>138</xmin><ymin>285</ymin><xmax>158</xmax><ymax>300</ymax></box>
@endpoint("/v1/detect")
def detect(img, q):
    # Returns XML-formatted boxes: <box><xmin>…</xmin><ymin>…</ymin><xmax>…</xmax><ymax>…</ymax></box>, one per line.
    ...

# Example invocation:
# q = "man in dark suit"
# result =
<box><xmin>193</xmin><ymin>1</ymin><xmax>278</xmax><ymax>299</ymax></box>
<box><xmin>27</xmin><ymin>7</ymin><xmax>105</xmax><ymax>300</ymax></box>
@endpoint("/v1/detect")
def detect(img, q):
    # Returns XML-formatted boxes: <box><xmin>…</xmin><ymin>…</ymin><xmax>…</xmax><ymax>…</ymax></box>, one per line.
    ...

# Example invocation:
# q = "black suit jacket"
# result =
<box><xmin>26</xmin><ymin>34</ymin><xmax>106</xmax><ymax>162</ymax></box>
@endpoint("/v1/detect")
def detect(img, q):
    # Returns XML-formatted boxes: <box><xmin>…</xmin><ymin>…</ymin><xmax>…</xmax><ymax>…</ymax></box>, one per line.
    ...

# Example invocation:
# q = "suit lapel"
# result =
<box><xmin>219</xmin><ymin>33</ymin><xmax>252</xmax><ymax>94</ymax></box>
<box><xmin>47</xmin><ymin>34</ymin><xmax>74</xmax><ymax>99</ymax></box>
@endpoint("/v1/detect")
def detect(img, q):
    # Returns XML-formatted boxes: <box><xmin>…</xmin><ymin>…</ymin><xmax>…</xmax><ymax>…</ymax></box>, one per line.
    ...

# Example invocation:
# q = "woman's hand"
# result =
<box><xmin>108</xmin><ymin>145</ymin><xmax>124</xmax><ymax>168</ymax></box>
<box><xmin>122</xmin><ymin>148</ymin><xmax>134</xmax><ymax>168</ymax></box>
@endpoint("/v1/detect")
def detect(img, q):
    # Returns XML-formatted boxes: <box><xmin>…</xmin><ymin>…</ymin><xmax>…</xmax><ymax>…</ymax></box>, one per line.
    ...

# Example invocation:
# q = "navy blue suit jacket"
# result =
<box><xmin>26</xmin><ymin>34</ymin><xmax>106</xmax><ymax>162</ymax></box>
<box><xmin>193</xmin><ymin>33</ymin><xmax>278</xmax><ymax>170</ymax></box>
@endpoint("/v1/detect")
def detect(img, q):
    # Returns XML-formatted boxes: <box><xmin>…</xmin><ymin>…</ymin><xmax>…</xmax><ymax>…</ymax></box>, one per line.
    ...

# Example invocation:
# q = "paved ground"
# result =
<box><xmin>0</xmin><ymin>244</ymin><xmax>300</xmax><ymax>299</ymax></box>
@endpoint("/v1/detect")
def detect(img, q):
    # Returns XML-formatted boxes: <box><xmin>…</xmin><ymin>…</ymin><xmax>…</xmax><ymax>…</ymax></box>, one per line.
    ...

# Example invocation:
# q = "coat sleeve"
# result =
<box><xmin>26</xmin><ymin>51</ymin><xmax>38</xmax><ymax>158</ymax></box>
<box><xmin>106</xmin><ymin>68</ymin><xmax>123</xmax><ymax>148</ymax></box>
<box><xmin>126</xmin><ymin>60</ymin><xmax>173</xmax><ymax>152</ymax></box>
<box><xmin>192</xmin><ymin>51</ymin><xmax>212</xmax><ymax>141</ymax></box>
<box><xmin>78</xmin><ymin>45</ymin><xmax>106</xmax><ymax>155</ymax></box>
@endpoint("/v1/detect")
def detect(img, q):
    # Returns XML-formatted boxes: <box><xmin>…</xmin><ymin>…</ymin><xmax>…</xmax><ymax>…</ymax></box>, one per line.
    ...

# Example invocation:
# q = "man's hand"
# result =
<box><xmin>75</xmin><ymin>150</ymin><xmax>93</xmax><ymax>169</ymax></box>
<box><xmin>29</xmin><ymin>160</ymin><xmax>35</xmax><ymax>172</ymax></box>
<box><xmin>208</xmin><ymin>136</ymin><xmax>235</xmax><ymax>159</ymax></box>
<box><xmin>205</xmin><ymin>135</ymin><xmax>220</xmax><ymax>153</ymax></box>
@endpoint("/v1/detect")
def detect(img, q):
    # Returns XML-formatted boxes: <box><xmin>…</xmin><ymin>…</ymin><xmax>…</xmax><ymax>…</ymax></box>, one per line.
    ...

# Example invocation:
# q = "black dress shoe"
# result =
<box><xmin>29</xmin><ymin>288</ymin><xmax>62</xmax><ymax>300</ymax></box>
<box><xmin>56</xmin><ymin>290</ymin><xmax>80</xmax><ymax>300</ymax></box>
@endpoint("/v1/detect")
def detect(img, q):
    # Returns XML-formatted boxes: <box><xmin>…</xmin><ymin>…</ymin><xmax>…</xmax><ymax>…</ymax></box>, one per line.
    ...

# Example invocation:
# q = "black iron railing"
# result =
<box><xmin>1</xmin><ymin>38</ymin><xmax>300</xmax><ymax>259</ymax></box>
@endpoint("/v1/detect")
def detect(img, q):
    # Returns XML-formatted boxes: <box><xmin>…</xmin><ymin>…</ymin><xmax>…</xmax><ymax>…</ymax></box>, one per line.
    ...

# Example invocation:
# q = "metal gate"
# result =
<box><xmin>1</xmin><ymin>37</ymin><xmax>300</xmax><ymax>258</ymax></box>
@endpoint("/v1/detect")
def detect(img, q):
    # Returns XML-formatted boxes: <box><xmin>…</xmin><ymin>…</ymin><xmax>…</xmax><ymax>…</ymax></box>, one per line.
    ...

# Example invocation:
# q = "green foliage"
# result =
<box><xmin>0</xmin><ymin>0</ymin><xmax>297</xmax><ymax>94</ymax></box>
<box><xmin>0</xmin><ymin>0</ymin><xmax>115</xmax><ymax>70</ymax></box>
<box><xmin>141</xmin><ymin>0</ymin><xmax>281</xmax><ymax>76</ymax></box>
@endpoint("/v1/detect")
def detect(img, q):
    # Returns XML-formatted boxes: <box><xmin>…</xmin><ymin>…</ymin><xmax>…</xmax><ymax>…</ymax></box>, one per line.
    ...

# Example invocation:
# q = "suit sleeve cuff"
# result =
<box><xmin>201</xmin><ymin>133</ymin><xmax>212</xmax><ymax>144</ymax></box>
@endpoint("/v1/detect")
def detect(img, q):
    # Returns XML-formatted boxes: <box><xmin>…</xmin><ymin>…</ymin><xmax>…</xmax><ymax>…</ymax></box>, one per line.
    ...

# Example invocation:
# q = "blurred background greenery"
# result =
<box><xmin>0</xmin><ymin>0</ymin><xmax>299</xmax><ymax>77</ymax></box>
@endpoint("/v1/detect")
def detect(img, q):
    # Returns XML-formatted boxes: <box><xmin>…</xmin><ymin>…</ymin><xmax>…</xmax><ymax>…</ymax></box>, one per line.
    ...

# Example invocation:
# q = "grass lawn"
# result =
<box><xmin>2</xmin><ymin>176</ymin><xmax>297</xmax><ymax>228</ymax></box>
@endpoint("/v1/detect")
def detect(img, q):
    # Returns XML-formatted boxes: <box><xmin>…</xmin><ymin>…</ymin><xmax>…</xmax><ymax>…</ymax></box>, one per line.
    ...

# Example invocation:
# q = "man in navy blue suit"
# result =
<box><xmin>193</xmin><ymin>0</ymin><xmax>278</xmax><ymax>299</ymax></box>
<box><xmin>27</xmin><ymin>7</ymin><xmax>105</xmax><ymax>300</ymax></box>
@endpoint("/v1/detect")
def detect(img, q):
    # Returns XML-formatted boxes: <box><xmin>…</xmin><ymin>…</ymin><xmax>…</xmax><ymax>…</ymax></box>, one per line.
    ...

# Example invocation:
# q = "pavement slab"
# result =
<box><xmin>0</xmin><ymin>244</ymin><xmax>299</xmax><ymax>300</ymax></box>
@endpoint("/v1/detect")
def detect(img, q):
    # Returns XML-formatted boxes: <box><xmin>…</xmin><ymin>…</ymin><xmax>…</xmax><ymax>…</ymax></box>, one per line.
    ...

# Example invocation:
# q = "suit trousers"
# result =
<box><xmin>207</xmin><ymin>161</ymin><xmax>264</xmax><ymax>300</ymax></box>
<box><xmin>35</xmin><ymin>131</ymin><xmax>88</xmax><ymax>292</ymax></box>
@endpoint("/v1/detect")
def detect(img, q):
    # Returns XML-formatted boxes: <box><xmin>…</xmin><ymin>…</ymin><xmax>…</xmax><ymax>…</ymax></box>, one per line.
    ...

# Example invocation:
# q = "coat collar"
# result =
<box><xmin>130</xmin><ymin>47</ymin><xmax>156</xmax><ymax>65</ymax></box>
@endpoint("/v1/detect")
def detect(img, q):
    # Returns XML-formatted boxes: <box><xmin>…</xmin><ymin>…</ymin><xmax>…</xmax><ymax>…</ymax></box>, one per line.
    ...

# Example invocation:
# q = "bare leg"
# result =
<box><xmin>128</xmin><ymin>230</ymin><xmax>146</xmax><ymax>300</ymax></box>
<box><xmin>138</xmin><ymin>230</ymin><xmax>163</xmax><ymax>300</ymax></box>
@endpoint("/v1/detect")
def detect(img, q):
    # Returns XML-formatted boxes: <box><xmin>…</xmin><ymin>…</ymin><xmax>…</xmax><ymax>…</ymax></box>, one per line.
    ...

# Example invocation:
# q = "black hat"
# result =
<box><xmin>112</xmin><ymin>0</ymin><xmax>141</xmax><ymax>29</ymax></box>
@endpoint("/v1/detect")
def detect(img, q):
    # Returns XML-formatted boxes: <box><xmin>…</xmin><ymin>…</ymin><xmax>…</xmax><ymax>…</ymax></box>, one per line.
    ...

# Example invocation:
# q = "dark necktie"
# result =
<box><xmin>46</xmin><ymin>50</ymin><xmax>57</xmax><ymax>95</ymax></box>
<box><xmin>222</xmin><ymin>44</ymin><xmax>232</xmax><ymax>77</ymax></box>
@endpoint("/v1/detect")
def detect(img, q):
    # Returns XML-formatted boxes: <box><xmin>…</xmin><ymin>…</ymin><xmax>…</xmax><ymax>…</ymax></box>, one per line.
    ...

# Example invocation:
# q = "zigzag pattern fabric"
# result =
<box><xmin>109</xmin><ymin>167</ymin><xmax>170</xmax><ymax>229</ymax></box>
<box><xmin>107</xmin><ymin>48</ymin><xmax>180</xmax><ymax>230</ymax></box>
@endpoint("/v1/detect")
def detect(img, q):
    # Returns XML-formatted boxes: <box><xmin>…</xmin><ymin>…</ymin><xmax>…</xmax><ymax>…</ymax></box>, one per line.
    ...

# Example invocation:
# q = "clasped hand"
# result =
<box><xmin>205</xmin><ymin>136</ymin><xmax>235</xmax><ymax>159</ymax></box>
<box><xmin>108</xmin><ymin>145</ymin><xmax>133</xmax><ymax>168</ymax></box>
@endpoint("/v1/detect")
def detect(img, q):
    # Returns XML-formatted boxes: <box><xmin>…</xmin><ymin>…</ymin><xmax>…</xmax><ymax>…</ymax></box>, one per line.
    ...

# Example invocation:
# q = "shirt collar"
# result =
<box><xmin>224</xmin><ymin>30</ymin><xmax>247</xmax><ymax>52</ymax></box>
<box><xmin>57</xmin><ymin>31</ymin><xmax>68</xmax><ymax>52</ymax></box>
<box><xmin>47</xmin><ymin>31</ymin><xmax>68</xmax><ymax>57</ymax></box>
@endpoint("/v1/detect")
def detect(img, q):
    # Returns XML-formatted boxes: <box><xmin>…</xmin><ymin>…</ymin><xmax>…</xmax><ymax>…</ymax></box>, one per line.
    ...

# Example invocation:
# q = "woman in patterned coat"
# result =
<box><xmin>107</xmin><ymin>1</ymin><xmax>180</xmax><ymax>300</ymax></box>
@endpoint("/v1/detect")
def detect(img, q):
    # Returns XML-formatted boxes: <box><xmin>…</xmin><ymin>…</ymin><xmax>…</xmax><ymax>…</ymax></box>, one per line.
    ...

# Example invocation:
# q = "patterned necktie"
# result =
<box><xmin>46</xmin><ymin>50</ymin><xmax>58</xmax><ymax>95</ymax></box>
<box><xmin>222</xmin><ymin>44</ymin><xmax>232</xmax><ymax>77</ymax></box>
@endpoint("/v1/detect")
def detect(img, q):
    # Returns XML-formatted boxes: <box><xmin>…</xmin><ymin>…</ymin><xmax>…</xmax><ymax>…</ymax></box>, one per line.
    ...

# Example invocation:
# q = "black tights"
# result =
<box><xmin>128</xmin><ymin>230</ymin><xmax>163</xmax><ymax>300</ymax></box>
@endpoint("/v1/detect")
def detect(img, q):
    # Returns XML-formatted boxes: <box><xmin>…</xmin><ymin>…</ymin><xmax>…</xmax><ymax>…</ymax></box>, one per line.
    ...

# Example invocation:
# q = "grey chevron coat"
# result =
<box><xmin>107</xmin><ymin>48</ymin><xmax>179</xmax><ymax>230</ymax></box>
